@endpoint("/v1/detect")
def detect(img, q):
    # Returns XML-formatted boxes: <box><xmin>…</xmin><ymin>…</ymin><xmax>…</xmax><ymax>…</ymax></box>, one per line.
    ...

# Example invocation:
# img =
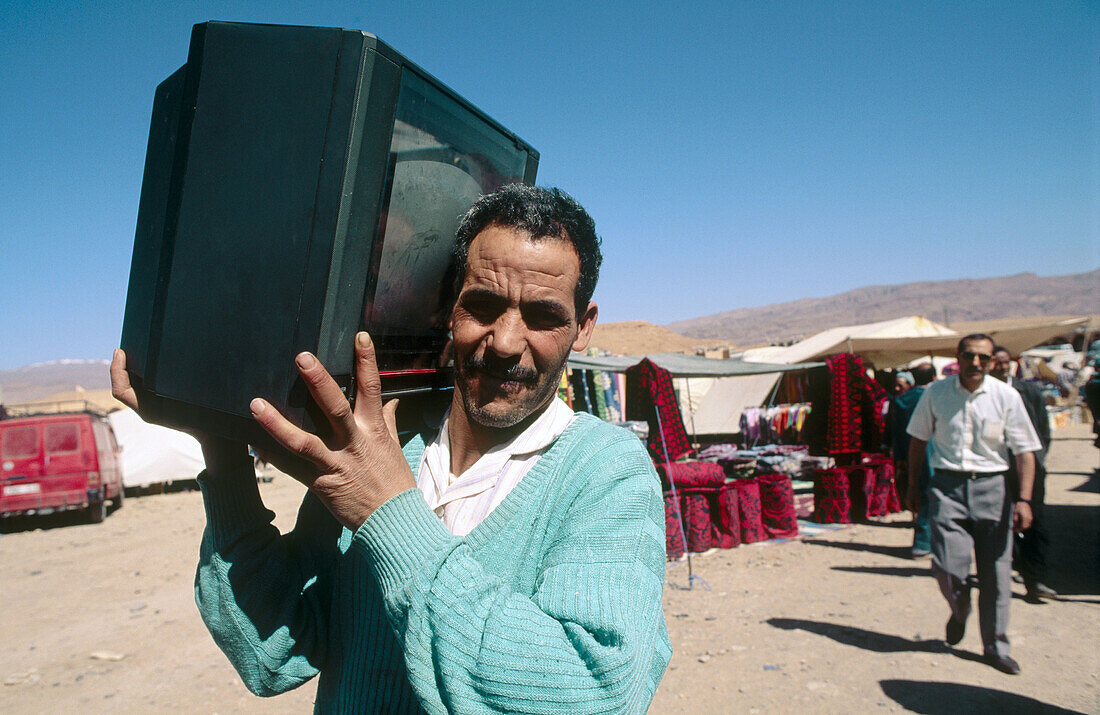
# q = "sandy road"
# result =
<box><xmin>1</xmin><ymin>424</ymin><xmax>1096</xmax><ymax>713</ymax></box>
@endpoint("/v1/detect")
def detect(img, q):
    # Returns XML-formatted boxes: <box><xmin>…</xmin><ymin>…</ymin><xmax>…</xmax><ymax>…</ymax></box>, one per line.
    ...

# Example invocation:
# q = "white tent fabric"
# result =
<box><xmin>742</xmin><ymin>316</ymin><xmax>956</xmax><ymax>366</ymax></box>
<box><xmin>743</xmin><ymin>315</ymin><xmax>1089</xmax><ymax>369</ymax></box>
<box><xmin>108</xmin><ymin>408</ymin><xmax>206</xmax><ymax>488</ymax></box>
<box><xmin>678</xmin><ymin>373</ymin><xmax>781</xmax><ymax>436</ymax></box>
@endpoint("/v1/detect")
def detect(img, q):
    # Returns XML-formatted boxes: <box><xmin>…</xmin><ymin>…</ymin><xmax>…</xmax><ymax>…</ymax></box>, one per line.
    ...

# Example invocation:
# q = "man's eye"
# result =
<box><xmin>525</xmin><ymin>309</ymin><xmax>567</xmax><ymax>329</ymax></box>
<box><xmin>462</xmin><ymin>300</ymin><xmax>499</xmax><ymax>322</ymax></box>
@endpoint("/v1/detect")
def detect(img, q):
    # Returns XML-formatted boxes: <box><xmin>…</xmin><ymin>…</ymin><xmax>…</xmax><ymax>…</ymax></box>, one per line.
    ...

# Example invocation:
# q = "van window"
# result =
<box><xmin>45</xmin><ymin>424</ymin><xmax>80</xmax><ymax>454</ymax></box>
<box><xmin>2</xmin><ymin>426</ymin><xmax>38</xmax><ymax>458</ymax></box>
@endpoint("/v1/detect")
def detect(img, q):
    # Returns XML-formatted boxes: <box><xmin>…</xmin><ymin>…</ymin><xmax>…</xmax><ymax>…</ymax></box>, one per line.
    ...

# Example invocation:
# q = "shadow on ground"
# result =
<box><xmin>1063</xmin><ymin>473</ymin><xmax>1098</xmax><ymax>493</ymax></box>
<box><xmin>767</xmin><ymin>617</ymin><xmax>946</xmax><ymax>654</ymax></box>
<box><xmin>879</xmin><ymin>679</ymin><xmax>1085</xmax><ymax>714</ymax></box>
<box><xmin>855</xmin><ymin>519</ymin><xmax>916</xmax><ymax>530</ymax></box>
<box><xmin>802</xmin><ymin>538</ymin><xmax>912</xmax><ymax>559</ymax></box>
<box><xmin>832</xmin><ymin>565</ymin><xmax>931</xmax><ymax>578</ymax></box>
<box><xmin>0</xmin><ymin>509</ymin><xmax>95</xmax><ymax>533</ymax></box>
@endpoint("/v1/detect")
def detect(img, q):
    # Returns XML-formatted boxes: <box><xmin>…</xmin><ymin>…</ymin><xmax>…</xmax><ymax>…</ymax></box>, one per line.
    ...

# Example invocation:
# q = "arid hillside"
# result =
<box><xmin>668</xmin><ymin>269</ymin><xmax>1098</xmax><ymax>346</ymax></box>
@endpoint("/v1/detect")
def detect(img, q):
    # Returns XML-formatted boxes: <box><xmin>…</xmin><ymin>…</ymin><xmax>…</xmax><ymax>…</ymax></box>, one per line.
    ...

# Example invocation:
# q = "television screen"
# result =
<box><xmin>121</xmin><ymin>21</ymin><xmax>538</xmax><ymax>447</ymax></box>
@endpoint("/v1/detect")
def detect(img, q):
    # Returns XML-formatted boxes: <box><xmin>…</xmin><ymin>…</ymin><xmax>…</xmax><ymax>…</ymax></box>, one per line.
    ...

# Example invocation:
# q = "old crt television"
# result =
<box><xmin>121</xmin><ymin>21</ymin><xmax>538</xmax><ymax>446</ymax></box>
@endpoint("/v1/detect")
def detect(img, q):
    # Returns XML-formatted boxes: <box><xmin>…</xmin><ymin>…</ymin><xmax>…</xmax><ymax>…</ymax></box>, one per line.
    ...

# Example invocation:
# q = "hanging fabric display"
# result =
<box><xmin>826</xmin><ymin>353</ymin><xmax>865</xmax><ymax>455</ymax></box>
<box><xmin>625</xmin><ymin>358</ymin><xmax>692</xmax><ymax>461</ymax></box>
<box><xmin>568</xmin><ymin>369</ymin><xmax>591</xmax><ymax>414</ymax></box>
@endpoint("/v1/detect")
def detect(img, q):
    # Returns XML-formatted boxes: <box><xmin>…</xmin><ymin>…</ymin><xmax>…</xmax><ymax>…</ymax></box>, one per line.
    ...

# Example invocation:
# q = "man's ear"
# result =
<box><xmin>571</xmin><ymin>302</ymin><xmax>599</xmax><ymax>352</ymax></box>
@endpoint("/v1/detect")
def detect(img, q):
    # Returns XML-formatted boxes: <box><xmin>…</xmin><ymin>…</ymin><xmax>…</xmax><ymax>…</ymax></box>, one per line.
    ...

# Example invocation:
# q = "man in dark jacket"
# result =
<box><xmin>991</xmin><ymin>346</ymin><xmax>1054</xmax><ymax>603</ymax></box>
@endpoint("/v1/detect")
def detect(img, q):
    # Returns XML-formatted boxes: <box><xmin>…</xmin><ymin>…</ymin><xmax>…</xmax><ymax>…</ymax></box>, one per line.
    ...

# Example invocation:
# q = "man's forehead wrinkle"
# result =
<box><xmin>464</xmin><ymin>259</ymin><xmax>576</xmax><ymax>298</ymax></box>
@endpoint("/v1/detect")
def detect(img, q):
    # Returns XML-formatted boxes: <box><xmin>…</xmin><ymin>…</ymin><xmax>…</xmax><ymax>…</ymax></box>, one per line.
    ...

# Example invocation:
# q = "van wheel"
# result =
<box><xmin>87</xmin><ymin>499</ymin><xmax>107</xmax><ymax>524</ymax></box>
<box><xmin>109</xmin><ymin>487</ymin><xmax>125</xmax><ymax>514</ymax></box>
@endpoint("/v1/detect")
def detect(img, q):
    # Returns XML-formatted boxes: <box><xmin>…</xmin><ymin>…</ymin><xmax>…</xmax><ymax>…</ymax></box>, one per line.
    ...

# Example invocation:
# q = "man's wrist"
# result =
<box><xmin>1016</xmin><ymin>498</ymin><xmax>1032</xmax><ymax>505</ymax></box>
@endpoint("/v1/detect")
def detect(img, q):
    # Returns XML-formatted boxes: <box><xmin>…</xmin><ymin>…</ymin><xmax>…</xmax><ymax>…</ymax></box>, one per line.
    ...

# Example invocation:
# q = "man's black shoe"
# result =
<box><xmin>1025</xmin><ymin>582</ymin><xmax>1058</xmax><ymax>603</ymax></box>
<box><xmin>945</xmin><ymin>616</ymin><xmax>965</xmax><ymax>645</ymax></box>
<box><xmin>984</xmin><ymin>653</ymin><xmax>1021</xmax><ymax>675</ymax></box>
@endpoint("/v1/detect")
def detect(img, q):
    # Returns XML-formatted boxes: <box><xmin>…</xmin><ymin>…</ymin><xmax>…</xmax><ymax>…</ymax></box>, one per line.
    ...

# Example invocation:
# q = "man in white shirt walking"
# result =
<box><xmin>906</xmin><ymin>334</ymin><xmax>1042</xmax><ymax>675</ymax></box>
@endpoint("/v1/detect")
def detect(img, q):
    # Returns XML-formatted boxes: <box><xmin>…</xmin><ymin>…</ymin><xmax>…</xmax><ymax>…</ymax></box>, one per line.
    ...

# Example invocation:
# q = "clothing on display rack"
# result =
<box><xmin>740</xmin><ymin>404</ymin><xmax>812</xmax><ymax>445</ymax></box>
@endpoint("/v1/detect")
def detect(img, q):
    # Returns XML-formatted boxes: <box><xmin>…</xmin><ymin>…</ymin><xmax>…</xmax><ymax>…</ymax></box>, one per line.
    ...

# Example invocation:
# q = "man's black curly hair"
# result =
<box><xmin>452</xmin><ymin>184</ymin><xmax>602</xmax><ymax>317</ymax></box>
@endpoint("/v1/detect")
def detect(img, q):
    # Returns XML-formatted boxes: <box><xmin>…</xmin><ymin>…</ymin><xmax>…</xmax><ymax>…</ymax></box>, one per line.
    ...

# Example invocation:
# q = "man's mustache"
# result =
<box><xmin>463</xmin><ymin>354</ymin><xmax>538</xmax><ymax>383</ymax></box>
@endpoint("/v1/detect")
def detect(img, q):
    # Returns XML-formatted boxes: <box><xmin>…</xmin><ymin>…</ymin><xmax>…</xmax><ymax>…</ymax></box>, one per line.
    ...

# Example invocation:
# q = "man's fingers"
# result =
<box><xmin>110</xmin><ymin>349</ymin><xmax>139</xmax><ymax>410</ymax></box>
<box><xmin>294</xmin><ymin>352</ymin><xmax>356</xmax><ymax>443</ymax></box>
<box><xmin>382</xmin><ymin>398</ymin><xmax>399</xmax><ymax>442</ymax></box>
<box><xmin>352</xmin><ymin>332</ymin><xmax>384</xmax><ymax>423</ymax></box>
<box><xmin>253</xmin><ymin>444</ymin><xmax>319</xmax><ymax>484</ymax></box>
<box><xmin>250</xmin><ymin>398</ymin><xmax>329</xmax><ymax>471</ymax></box>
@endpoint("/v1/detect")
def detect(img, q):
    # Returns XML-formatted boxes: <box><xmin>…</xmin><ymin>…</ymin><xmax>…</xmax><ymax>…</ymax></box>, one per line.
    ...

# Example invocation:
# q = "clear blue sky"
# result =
<box><xmin>1</xmin><ymin>1</ymin><xmax>1096</xmax><ymax>369</ymax></box>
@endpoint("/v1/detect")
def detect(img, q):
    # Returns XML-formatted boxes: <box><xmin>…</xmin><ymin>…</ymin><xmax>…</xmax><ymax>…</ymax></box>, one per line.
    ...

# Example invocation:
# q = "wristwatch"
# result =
<box><xmin>1016</xmin><ymin>499</ymin><xmax>1032</xmax><ymax>505</ymax></box>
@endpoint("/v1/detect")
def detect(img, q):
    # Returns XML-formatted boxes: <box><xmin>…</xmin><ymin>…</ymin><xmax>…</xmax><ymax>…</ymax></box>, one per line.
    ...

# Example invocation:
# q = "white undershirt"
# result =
<box><xmin>416</xmin><ymin>398</ymin><xmax>576</xmax><ymax>536</ymax></box>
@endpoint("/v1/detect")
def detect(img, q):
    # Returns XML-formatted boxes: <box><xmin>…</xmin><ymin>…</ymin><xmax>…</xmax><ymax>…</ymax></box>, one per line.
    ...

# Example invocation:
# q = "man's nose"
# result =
<box><xmin>487</xmin><ymin>311</ymin><xmax>526</xmax><ymax>357</ymax></box>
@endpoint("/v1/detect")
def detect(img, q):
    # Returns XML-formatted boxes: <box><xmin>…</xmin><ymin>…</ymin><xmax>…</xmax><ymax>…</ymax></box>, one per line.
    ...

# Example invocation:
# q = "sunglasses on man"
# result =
<box><xmin>960</xmin><ymin>351</ymin><xmax>993</xmax><ymax>363</ymax></box>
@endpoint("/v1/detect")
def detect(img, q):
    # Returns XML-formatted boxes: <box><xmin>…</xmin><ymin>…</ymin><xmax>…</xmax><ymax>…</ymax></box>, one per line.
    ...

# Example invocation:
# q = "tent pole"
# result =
<box><xmin>656</xmin><ymin>407</ymin><xmax>708</xmax><ymax>592</ymax></box>
<box><xmin>685</xmin><ymin>377</ymin><xmax>698</xmax><ymax>446</ymax></box>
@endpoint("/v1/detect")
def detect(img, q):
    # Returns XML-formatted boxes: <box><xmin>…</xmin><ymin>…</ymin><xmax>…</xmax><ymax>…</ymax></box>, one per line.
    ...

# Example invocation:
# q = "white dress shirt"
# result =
<box><xmin>907</xmin><ymin>375</ymin><xmax>1041</xmax><ymax>473</ymax></box>
<box><xmin>416</xmin><ymin>398</ymin><xmax>576</xmax><ymax>536</ymax></box>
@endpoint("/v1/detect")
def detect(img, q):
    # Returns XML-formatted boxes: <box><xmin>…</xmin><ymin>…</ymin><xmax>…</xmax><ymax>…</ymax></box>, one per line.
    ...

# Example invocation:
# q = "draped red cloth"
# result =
<box><xmin>734</xmin><ymin>478</ymin><xmax>765</xmax><ymax>544</ymax></box>
<box><xmin>625</xmin><ymin>358</ymin><xmax>691</xmax><ymax>461</ymax></box>
<box><xmin>826</xmin><ymin>352</ymin><xmax>890</xmax><ymax>456</ymax></box>
<box><xmin>656</xmin><ymin>460</ymin><xmax>725</xmax><ymax>489</ymax></box>
<box><xmin>663</xmin><ymin>492</ymin><xmax>686</xmax><ymax>559</ymax></box>
<box><xmin>826</xmin><ymin>354</ymin><xmax>865</xmax><ymax>455</ymax></box>
<box><xmin>812</xmin><ymin>467</ymin><xmax>853</xmax><ymax>524</ymax></box>
<box><xmin>812</xmin><ymin>460</ymin><xmax>902</xmax><ymax>524</ymax></box>
<box><xmin>861</xmin><ymin>454</ymin><xmax>902</xmax><ymax>516</ymax></box>
<box><xmin>757</xmin><ymin>473</ymin><xmax>799</xmax><ymax>538</ymax></box>
<box><xmin>715</xmin><ymin>483</ymin><xmax>742</xmax><ymax>549</ymax></box>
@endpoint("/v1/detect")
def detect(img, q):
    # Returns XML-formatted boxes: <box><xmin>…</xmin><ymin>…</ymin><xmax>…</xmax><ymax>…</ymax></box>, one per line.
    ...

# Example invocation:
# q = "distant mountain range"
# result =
<box><xmin>0</xmin><ymin>360</ymin><xmax>112</xmax><ymax>404</ymax></box>
<box><xmin>667</xmin><ymin>269</ymin><xmax>1099</xmax><ymax>347</ymax></box>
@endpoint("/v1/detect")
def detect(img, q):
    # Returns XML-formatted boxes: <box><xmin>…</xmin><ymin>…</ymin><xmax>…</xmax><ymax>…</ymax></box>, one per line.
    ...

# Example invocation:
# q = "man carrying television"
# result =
<box><xmin>112</xmin><ymin>184</ymin><xmax>671</xmax><ymax>712</ymax></box>
<box><xmin>905</xmin><ymin>333</ymin><xmax>1042</xmax><ymax>675</ymax></box>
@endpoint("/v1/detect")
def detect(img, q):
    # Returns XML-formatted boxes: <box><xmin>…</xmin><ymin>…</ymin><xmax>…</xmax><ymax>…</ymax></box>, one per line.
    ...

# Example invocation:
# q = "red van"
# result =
<box><xmin>0</xmin><ymin>412</ymin><xmax>124</xmax><ymax>523</ymax></box>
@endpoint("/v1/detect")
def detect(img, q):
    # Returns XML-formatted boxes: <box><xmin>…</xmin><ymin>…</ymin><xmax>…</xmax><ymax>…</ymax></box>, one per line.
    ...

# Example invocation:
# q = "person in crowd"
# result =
<box><xmin>1087</xmin><ymin>356</ymin><xmax>1100</xmax><ymax>450</ymax></box>
<box><xmin>1056</xmin><ymin>360</ymin><xmax>1080</xmax><ymax>398</ymax></box>
<box><xmin>111</xmin><ymin>184</ymin><xmax>672</xmax><ymax>712</ymax></box>
<box><xmin>894</xmin><ymin>371</ymin><xmax>914</xmax><ymax>396</ymax></box>
<box><xmin>906</xmin><ymin>334</ymin><xmax>1041</xmax><ymax>675</ymax></box>
<box><xmin>990</xmin><ymin>346</ymin><xmax>1055</xmax><ymax>604</ymax></box>
<box><xmin>892</xmin><ymin>363</ymin><xmax>937</xmax><ymax>558</ymax></box>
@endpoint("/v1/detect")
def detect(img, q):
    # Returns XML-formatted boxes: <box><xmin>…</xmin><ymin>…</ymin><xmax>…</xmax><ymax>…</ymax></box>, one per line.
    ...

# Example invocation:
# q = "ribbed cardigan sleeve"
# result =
<box><xmin>194</xmin><ymin>463</ymin><xmax>342</xmax><ymax>697</ymax></box>
<box><xmin>353</xmin><ymin>428</ymin><xmax>671</xmax><ymax>713</ymax></box>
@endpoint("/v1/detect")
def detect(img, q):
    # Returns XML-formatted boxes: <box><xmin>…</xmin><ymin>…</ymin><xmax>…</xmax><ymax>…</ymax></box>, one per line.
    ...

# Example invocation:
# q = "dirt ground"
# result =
<box><xmin>2</xmin><ymin>424</ymin><xmax>1097</xmax><ymax>714</ymax></box>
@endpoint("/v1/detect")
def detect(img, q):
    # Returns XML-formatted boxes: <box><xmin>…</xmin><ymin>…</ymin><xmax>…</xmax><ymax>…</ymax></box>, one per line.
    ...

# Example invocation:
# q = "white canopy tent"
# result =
<box><xmin>683</xmin><ymin>315</ymin><xmax>1089</xmax><ymax>435</ymax></box>
<box><xmin>108</xmin><ymin>408</ymin><xmax>206</xmax><ymax>489</ymax></box>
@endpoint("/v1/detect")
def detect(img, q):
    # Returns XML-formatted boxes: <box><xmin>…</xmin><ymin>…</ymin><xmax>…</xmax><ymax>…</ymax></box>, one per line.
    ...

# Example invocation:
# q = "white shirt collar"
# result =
<box><xmin>953</xmin><ymin>374</ymin><xmax>988</xmax><ymax>396</ymax></box>
<box><xmin>420</xmin><ymin>398</ymin><xmax>575</xmax><ymax>511</ymax></box>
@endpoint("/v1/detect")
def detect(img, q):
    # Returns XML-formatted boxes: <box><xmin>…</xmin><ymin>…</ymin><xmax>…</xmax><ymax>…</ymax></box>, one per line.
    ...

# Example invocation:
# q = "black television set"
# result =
<box><xmin>121</xmin><ymin>21</ymin><xmax>539</xmax><ymax>447</ymax></box>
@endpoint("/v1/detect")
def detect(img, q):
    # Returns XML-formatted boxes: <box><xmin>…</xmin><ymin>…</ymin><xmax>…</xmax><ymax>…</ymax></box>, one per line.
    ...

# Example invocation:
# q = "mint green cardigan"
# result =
<box><xmin>195</xmin><ymin>413</ymin><xmax>672</xmax><ymax>713</ymax></box>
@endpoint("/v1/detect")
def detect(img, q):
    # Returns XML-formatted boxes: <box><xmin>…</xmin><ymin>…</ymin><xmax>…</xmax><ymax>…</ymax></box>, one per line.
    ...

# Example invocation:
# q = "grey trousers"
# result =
<box><xmin>929</xmin><ymin>470</ymin><xmax>1013</xmax><ymax>658</ymax></box>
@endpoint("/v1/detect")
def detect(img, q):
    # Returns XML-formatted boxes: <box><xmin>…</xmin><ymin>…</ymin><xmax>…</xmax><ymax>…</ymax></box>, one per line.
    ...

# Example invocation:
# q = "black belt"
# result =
<box><xmin>935</xmin><ymin>469</ymin><xmax>1005</xmax><ymax>480</ymax></box>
